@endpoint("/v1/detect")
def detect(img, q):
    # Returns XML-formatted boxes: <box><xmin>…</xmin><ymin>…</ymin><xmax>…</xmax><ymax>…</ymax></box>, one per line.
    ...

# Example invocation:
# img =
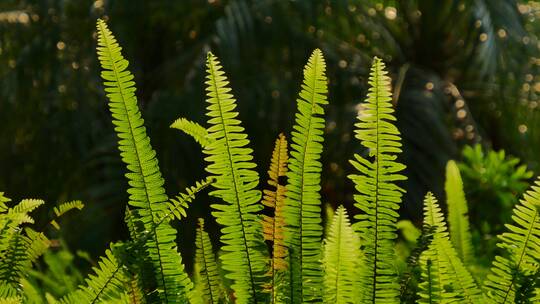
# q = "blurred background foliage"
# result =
<box><xmin>1</xmin><ymin>0</ymin><xmax>540</xmax><ymax>273</ymax></box>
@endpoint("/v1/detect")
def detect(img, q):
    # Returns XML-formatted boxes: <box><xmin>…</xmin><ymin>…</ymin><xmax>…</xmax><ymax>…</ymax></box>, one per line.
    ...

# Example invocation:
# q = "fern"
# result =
<box><xmin>165</xmin><ymin>177</ymin><xmax>213</xmax><ymax>222</ymax></box>
<box><xmin>484</xmin><ymin>178</ymin><xmax>540</xmax><ymax>303</ymax></box>
<box><xmin>445</xmin><ymin>160</ymin><xmax>474</xmax><ymax>265</ymax></box>
<box><xmin>322</xmin><ymin>205</ymin><xmax>362</xmax><ymax>303</ymax></box>
<box><xmin>194</xmin><ymin>218</ymin><xmax>227</xmax><ymax>304</ymax></box>
<box><xmin>203</xmin><ymin>52</ymin><xmax>268</xmax><ymax>303</ymax></box>
<box><xmin>50</xmin><ymin>200</ymin><xmax>84</xmax><ymax>230</ymax></box>
<box><xmin>348</xmin><ymin>57</ymin><xmax>406</xmax><ymax>303</ymax></box>
<box><xmin>170</xmin><ymin>117</ymin><xmax>212</xmax><ymax>148</ymax></box>
<box><xmin>261</xmin><ymin>133</ymin><xmax>288</xmax><ymax>303</ymax></box>
<box><xmin>96</xmin><ymin>19</ymin><xmax>193</xmax><ymax>303</ymax></box>
<box><xmin>283</xmin><ymin>49</ymin><xmax>328</xmax><ymax>303</ymax></box>
<box><xmin>418</xmin><ymin>192</ymin><xmax>484</xmax><ymax>304</ymax></box>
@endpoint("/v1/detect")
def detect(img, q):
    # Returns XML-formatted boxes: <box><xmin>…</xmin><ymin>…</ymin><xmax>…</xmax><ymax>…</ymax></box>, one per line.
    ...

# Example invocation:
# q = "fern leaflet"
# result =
<box><xmin>170</xmin><ymin>117</ymin><xmax>212</xmax><ymax>148</ymax></box>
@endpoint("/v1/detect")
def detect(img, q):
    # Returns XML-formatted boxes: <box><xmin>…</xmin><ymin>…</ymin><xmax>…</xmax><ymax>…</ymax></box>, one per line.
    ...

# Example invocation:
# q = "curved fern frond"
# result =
<box><xmin>484</xmin><ymin>178</ymin><xmax>540</xmax><ymax>303</ymax></box>
<box><xmin>194</xmin><ymin>218</ymin><xmax>227</xmax><ymax>304</ymax></box>
<box><xmin>348</xmin><ymin>57</ymin><xmax>406</xmax><ymax>303</ymax></box>
<box><xmin>203</xmin><ymin>52</ymin><xmax>268</xmax><ymax>303</ymax></box>
<box><xmin>261</xmin><ymin>133</ymin><xmax>288</xmax><ymax>303</ymax></box>
<box><xmin>170</xmin><ymin>117</ymin><xmax>212</xmax><ymax>148</ymax></box>
<box><xmin>11</xmin><ymin>199</ymin><xmax>44</xmax><ymax>218</ymax></box>
<box><xmin>0</xmin><ymin>192</ymin><xmax>9</xmax><ymax>213</ymax></box>
<box><xmin>164</xmin><ymin>177</ymin><xmax>214</xmax><ymax>222</ymax></box>
<box><xmin>418</xmin><ymin>193</ymin><xmax>484</xmax><ymax>304</ymax></box>
<box><xmin>283</xmin><ymin>49</ymin><xmax>328</xmax><ymax>303</ymax></box>
<box><xmin>0</xmin><ymin>297</ymin><xmax>21</xmax><ymax>304</ymax></box>
<box><xmin>445</xmin><ymin>160</ymin><xmax>474</xmax><ymax>265</ymax></box>
<box><xmin>96</xmin><ymin>19</ymin><xmax>192</xmax><ymax>303</ymax></box>
<box><xmin>50</xmin><ymin>200</ymin><xmax>84</xmax><ymax>230</ymax></box>
<box><xmin>322</xmin><ymin>205</ymin><xmax>362</xmax><ymax>303</ymax></box>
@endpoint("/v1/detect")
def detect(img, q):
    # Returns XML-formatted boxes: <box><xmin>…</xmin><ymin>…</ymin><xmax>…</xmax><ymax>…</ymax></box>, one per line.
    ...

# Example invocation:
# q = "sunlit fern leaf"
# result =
<box><xmin>418</xmin><ymin>192</ymin><xmax>484</xmax><ymax>304</ymax></box>
<box><xmin>170</xmin><ymin>117</ymin><xmax>212</xmax><ymax>148</ymax></box>
<box><xmin>62</xmin><ymin>247</ymin><xmax>128</xmax><ymax>304</ymax></box>
<box><xmin>11</xmin><ymin>199</ymin><xmax>44</xmax><ymax>218</ymax></box>
<box><xmin>261</xmin><ymin>133</ymin><xmax>288</xmax><ymax>303</ymax></box>
<box><xmin>322</xmin><ymin>205</ymin><xmax>362</xmax><ymax>303</ymax></box>
<box><xmin>50</xmin><ymin>200</ymin><xmax>84</xmax><ymax>230</ymax></box>
<box><xmin>203</xmin><ymin>52</ymin><xmax>269</xmax><ymax>303</ymax></box>
<box><xmin>0</xmin><ymin>297</ymin><xmax>21</xmax><ymax>304</ymax></box>
<box><xmin>484</xmin><ymin>177</ymin><xmax>540</xmax><ymax>303</ymax></box>
<box><xmin>348</xmin><ymin>57</ymin><xmax>406</xmax><ymax>303</ymax></box>
<box><xmin>283</xmin><ymin>49</ymin><xmax>328</xmax><ymax>303</ymax></box>
<box><xmin>0</xmin><ymin>192</ymin><xmax>10</xmax><ymax>213</ymax></box>
<box><xmin>165</xmin><ymin>177</ymin><xmax>213</xmax><ymax>222</ymax></box>
<box><xmin>96</xmin><ymin>19</ymin><xmax>193</xmax><ymax>303</ymax></box>
<box><xmin>445</xmin><ymin>160</ymin><xmax>474</xmax><ymax>265</ymax></box>
<box><xmin>194</xmin><ymin>218</ymin><xmax>227</xmax><ymax>304</ymax></box>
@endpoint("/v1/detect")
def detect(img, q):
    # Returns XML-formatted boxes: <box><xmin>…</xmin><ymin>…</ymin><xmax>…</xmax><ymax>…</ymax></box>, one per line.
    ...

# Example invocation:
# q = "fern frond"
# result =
<box><xmin>50</xmin><ymin>200</ymin><xmax>84</xmax><ymax>230</ymax></box>
<box><xmin>194</xmin><ymin>218</ymin><xmax>227</xmax><ymax>304</ymax></box>
<box><xmin>348</xmin><ymin>57</ymin><xmax>406</xmax><ymax>303</ymax></box>
<box><xmin>164</xmin><ymin>177</ymin><xmax>213</xmax><ymax>222</ymax></box>
<box><xmin>0</xmin><ymin>192</ymin><xmax>10</xmax><ymax>213</ymax></box>
<box><xmin>11</xmin><ymin>199</ymin><xmax>44</xmax><ymax>218</ymax></box>
<box><xmin>203</xmin><ymin>52</ymin><xmax>268</xmax><ymax>303</ymax></box>
<box><xmin>445</xmin><ymin>160</ymin><xmax>474</xmax><ymax>265</ymax></box>
<box><xmin>0</xmin><ymin>297</ymin><xmax>22</xmax><ymax>304</ymax></box>
<box><xmin>418</xmin><ymin>193</ymin><xmax>484</xmax><ymax>304</ymax></box>
<box><xmin>283</xmin><ymin>49</ymin><xmax>328</xmax><ymax>303</ymax></box>
<box><xmin>484</xmin><ymin>178</ymin><xmax>540</xmax><ymax>303</ymax></box>
<box><xmin>170</xmin><ymin>117</ymin><xmax>211</xmax><ymax>148</ymax></box>
<box><xmin>261</xmin><ymin>133</ymin><xmax>288</xmax><ymax>302</ymax></box>
<box><xmin>96</xmin><ymin>19</ymin><xmax>193</xmax><ymax>303</ymax></box>
<box><xmin>322</xmin><ymin>205</ymin><xmax>362</xmax><ymax>303</ymax></box>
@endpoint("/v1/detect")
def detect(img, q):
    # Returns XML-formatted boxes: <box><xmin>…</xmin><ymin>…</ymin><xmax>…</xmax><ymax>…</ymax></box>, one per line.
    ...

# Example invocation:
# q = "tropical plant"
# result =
<box><xmin>3</xmin><ymin>18</ymin><xmax>540</xmax><ymax>304</ymax></box>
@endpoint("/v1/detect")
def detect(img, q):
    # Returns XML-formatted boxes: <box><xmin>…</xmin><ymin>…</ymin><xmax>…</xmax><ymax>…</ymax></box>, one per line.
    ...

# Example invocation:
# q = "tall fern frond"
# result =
<box><xmin>484</xmin><ymin>178</ymin><xmax>540</xmax><ymax>303</ymax></box>
<box><xmin>445</xmin><ymin>160</ymin><xmax>474</xmax><ymax>265</ymax></box>
<box><xmin>348</xmin><ymin>57</ymin><xmax>406</xmax><ymax>303</ymax></box>
<box><xmin>203</xmin><ymin>52</ymin><xmax>268</xmax><ymax>303</ymax></box>
<box><xmin>194</xmin><ymin>218</ymin><xmax>227</xmax><ymax>304</ymax></box>
<box><xmin>261</xmin><ymin>133</ymin><xmax>288</xmax><ymax>303</ymax></box>
<box><xmin>322</xmin><ymin>205</ymin><xmax>362</xmax><ymax>303</ymax></box>
<box><xmin>96</xmin><ymin>19</ymin><xmax>193</xmax><ymax>303</ymax></box>
<box><xmin>283</xmin><ymin>49</ymin><xmax>328</xmax><ymax>303</ymax></box>
<box><xmin>418</xmin><ymin>193</ymin><xmax>484</xmax><ymax>304</ymax></box>
<box><xmin>170</xmin><ymin>118</ymin><xmax>211</xmax><ymax>148</ymax></box>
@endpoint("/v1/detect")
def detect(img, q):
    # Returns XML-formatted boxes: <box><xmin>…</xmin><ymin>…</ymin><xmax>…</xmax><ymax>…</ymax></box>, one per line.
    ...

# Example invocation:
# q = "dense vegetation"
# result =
<box><xmin>1</xmin><ymin>18</ymin><xmax>540</xmax><ymax>303</ymax></box>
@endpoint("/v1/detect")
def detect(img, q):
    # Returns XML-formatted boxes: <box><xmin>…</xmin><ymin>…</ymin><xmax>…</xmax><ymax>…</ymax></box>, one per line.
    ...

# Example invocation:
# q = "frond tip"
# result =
<box><xmin>322</xmin><ymin>205</ymin><xmax>362</xmax><ymax>303</ymax></box>
<box><xmin>170</xmin><ymin>117</ymin><xmax>211</xmax><ymax>148</ymax></box>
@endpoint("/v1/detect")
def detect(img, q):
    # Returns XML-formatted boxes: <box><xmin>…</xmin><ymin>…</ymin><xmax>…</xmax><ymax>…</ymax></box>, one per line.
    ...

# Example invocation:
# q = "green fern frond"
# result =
<box><xmin>484</xmin><ymin>178</ymin><xmax>540</xmax><ymax>303</ymax></box>
<box><xmin>322</xmin><ymin>205</ymin><xmax>362</xmax><ymax>303</ymax></box>
<box><xmin>170</xmin><ymin>117</ymin><xmax>211</xmax><ymax>148</ymax></box>
<box><xmin>348</xmin><ymin>57</ymin><xmax>406</xmax><ymax>303</ymax></box>
<box><xmin>194</xmin><ymin>218</ymin><xmax>227</xmax><ymax>304</ymax></box>
<box><xmin>261</xmin><ymin>133</ymin><xmax>288</xmax><ymax>303</ymax></box>
<box><xmin>0</xmin><ymin>297</ymin><xmax>22</xmax><ymax>304</ymax></box>
<box><xmin>203</xmin><ymin>52</ymin><xmax>268</xmax><ymax>303</ymax></box>
<box><xmin>50</xmin><ymin>200</ymin><xmax>84</xmax><ymax>230</ymax></box>
<box><xmin>445</xmin><ymin>160</ymin><xmax>474</xmax><ymax>265</ymax></box>
<box><xmin>96</xmin><ymin>19</ymin><xmax>193</xmax><ymax>303</ymax></box>
<box><xmin>283</xmin><ymin>49</ymin><xmax>328</xmax><ymax>303</ymax></box>
<box><xmin>11</xmin><ymin>199</ymin><xmax>44</xmax><ymax>219</ymax></box>
<box><xmin>418</xmin><ymin>193</ymin><xmax>484</xmax><ymax>304</ymax></box>
<box><xmin>0</xmin><ymin>192</ymin><xmax>10</xmax><ymax>213</ymax></box>
<box><xmin>164</xmin><ymin>177</ymin><xmax>213</xmax><ymax>222</ymax></box>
